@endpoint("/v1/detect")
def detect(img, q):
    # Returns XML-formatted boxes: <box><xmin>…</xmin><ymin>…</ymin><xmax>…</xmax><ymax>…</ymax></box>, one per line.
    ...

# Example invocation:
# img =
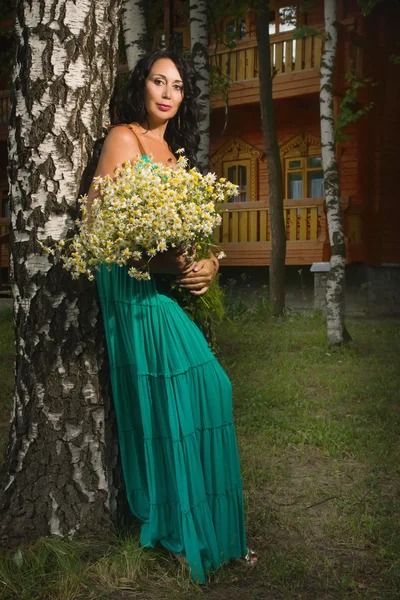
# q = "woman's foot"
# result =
<box><xmin>171</xmin><ymin>551</ymin><xmax>188</xmax><ymax>567</ymax></box>
<box><xmin>234</xmin><ymin>548</ymin><xmax>258</xmax><ymax>566</ymax></box>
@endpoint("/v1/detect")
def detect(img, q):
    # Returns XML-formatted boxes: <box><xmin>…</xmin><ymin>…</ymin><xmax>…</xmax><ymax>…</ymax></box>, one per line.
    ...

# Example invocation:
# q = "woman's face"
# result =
<box><xmin>144</xmin><ymin>58</ymin><xmax>184</xmax><ymax>124</ymax></box>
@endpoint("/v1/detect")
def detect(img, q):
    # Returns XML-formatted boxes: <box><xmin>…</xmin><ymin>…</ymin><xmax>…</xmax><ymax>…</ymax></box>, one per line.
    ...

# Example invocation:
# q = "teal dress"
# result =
<box><xmin>96</xmin><ymin>164</ymin><xmax>247</xmax><ymax>584</ymax></box>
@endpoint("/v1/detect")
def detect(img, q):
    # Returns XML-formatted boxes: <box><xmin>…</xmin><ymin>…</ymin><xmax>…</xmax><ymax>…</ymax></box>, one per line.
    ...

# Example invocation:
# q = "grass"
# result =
<box><xmin>0</xmin><ymin>300</ymin><xmax>399</xmax><ymax>599</ymax></box>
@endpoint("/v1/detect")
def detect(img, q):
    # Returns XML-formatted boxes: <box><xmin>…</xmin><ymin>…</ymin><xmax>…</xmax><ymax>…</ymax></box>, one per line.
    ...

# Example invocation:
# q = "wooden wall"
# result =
<box><xmin>210</xmin><ymin>95</ymin><xmax>358</xmax><ymax>208</ymax></box>
<box><xmin>377</xmin><ymin>24</ymin><xmax>400</xmax><ymax>264</ymax></box>
<box><xmin>355</xmin><ymin>2</ymin><xmax>400</xmax><ymax>265</ymax></box>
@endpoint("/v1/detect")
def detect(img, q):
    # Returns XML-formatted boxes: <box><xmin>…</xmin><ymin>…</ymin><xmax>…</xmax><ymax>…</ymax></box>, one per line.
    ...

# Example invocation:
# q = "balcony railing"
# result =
<box><xmin>0</xmin><ymin>91</ymin><xmax>11</xmax><ymax>126</ymax></box>
<box><xmin>214</xmin><ymin>199</ymin><xmax>327</xmax><ymax>245</ymax></box>
<box><xmin>209</xmin><ymin>32</ymin><xmax>323</xmax><ymax>83</ymax></box>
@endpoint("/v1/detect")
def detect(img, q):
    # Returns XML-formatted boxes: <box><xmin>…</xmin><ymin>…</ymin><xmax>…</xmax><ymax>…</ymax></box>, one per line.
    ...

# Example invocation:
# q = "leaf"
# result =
<box><xmin>293</xmin><ymin>25</ymin><xmax>321</xmax><ymax>40</ymax></box>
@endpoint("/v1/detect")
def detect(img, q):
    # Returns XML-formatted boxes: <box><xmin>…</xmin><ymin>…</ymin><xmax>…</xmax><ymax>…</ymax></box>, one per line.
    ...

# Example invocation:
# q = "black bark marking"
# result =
<box><xmin>29</xmin><ymin>103</ymin><xmax>56</xmax><ymax>147</ymax></box>
<box><xmin>41</xmin><ymin>36</ymin><xmax>54</xmax><ymax>80</ymax></box>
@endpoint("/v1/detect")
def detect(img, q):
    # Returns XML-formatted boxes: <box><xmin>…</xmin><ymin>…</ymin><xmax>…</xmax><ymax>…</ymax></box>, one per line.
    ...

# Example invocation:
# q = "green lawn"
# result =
<box><xmin>0</xmin><ymin>305</ymin><xmax>399</xmax><ymax>599</ymax></box>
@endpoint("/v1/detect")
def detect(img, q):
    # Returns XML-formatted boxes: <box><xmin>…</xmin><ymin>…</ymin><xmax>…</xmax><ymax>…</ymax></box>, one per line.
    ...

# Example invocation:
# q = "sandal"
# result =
<box><xmin>234</xmin><ymin>548</ymin><xmax>258</xmax><ymax>566</ymax></box>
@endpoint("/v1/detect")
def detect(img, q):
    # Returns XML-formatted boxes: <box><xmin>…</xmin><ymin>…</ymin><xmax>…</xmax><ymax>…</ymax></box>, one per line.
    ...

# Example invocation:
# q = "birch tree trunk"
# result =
<box><xmin>189</xmin><ymin>0</ymin><xmax>210</xmax><ymax>173</ymax></box>
<box><xmin>122</xmin><ymin>0</ymin><xmax>148</xmax><ymax>71</ymax></box>
<box><xmin>256</xmin><ymin>0</ymin><xmax>286</xmax><ymax>316</ymax></box>
<box><xmin>320</xmin><ymin>0</ymin><xmax>347</xmax><ymax>345</ymax></box>
<box><xmin>0</xmin><ymin>0</ymin><xmax>122</xmax><ymax>547</ymax></box>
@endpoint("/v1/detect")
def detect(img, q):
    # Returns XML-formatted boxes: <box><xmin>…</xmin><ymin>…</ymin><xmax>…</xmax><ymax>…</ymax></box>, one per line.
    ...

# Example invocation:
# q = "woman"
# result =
<box><xmin>90</xmin><ymin>50</ymin><xmax>255</xmax><ymax>583</ymax></box>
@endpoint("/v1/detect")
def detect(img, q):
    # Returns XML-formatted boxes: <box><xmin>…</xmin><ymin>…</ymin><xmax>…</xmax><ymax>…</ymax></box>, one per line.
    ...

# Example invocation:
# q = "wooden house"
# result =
<box><xmin>0</xmin><ymin>1</ymin><xmax>399</xmax><ymax>292</ymax></box>
<box><xmin>207</xmin><ymin>0</ymin><xmax>400</xmax><ymax>270</ymax></box>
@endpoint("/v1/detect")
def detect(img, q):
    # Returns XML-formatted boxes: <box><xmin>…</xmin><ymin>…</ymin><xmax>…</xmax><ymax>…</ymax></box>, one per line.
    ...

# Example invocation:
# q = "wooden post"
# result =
<box><xmin>164</xmin><ymin>0</ymin><xmax>175</xmax><ymax>51</ymax></box>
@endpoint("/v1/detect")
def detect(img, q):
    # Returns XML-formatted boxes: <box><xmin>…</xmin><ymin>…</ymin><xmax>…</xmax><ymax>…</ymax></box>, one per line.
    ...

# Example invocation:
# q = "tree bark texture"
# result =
<box><xmin>122</xmin><ymin>0</ymin><xmax>148</xmax><ymax>71</ymax></box>
<box><xmin>255</xmin><ymin>0</ymin><xmax>286</xmax><ymax>316</ymax></box>
<box><xmin>189</xmin><ymin>0</ymin><xmax>210</xmax><ymax>173</ymax></box>
<box><xmin>320</xmin><ymin>0</ymin><xmax>346</xmax><ymax>345</ymax></box>
<box><xmin>0</xmin><ymin>0</ymin><xmax>123</xmax><ymax>548</ymax></box>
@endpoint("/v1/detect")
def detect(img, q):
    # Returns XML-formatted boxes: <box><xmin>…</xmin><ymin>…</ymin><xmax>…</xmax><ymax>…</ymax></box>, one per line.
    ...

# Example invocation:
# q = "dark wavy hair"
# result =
<box><xmin>118</xmin><ymin>50</ymin><xmax>201</xmax><ymax>169</ymax></box>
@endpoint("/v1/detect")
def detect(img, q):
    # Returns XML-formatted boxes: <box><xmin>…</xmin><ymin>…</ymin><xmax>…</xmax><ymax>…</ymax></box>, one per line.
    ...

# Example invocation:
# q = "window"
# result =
<box><xmin>173</xmin><ymin>27</ymin><xmax>190</xmax><ymax>52</ymax></box>
<box><xmin>285</xmin><ymin>156</ymin><xmax>324</xmax><ymax>199</ymax></box>
<box><xmin>0</xmin><ymin>184</ymin><xmax>9</xmax><ymax>218</ymax></box>
<box><xmin>210</xmin><ymin>137</ymin><xmax>263</xmax><ymax>203</ymax></box>
<box><xmin>1</xmin><ymin>197</ymin><xmax>9</xmax><ymax>218</ymax></box>
<box><xmin>269</xmin><ymin>4</ymin><xmax>297</xmax><ymax>36</ymax></box>
<box><xmin>154</xmin><ymin>27</ymin><xmax>190</xmax><ymax>53</ymax></box>
<box><xmin>223</xmin><ymin>160</ymin><xmax>250</xmax><ymax>202</ymax></box>
<box><xmin>224</xmin><ymin>18</ymin><xmax>247</xmax><ymax>43</ymax></box>
<box><xmin>173</xmin><ymin>31</ymin><xmax>184</xmax><ymax>53</ymax></box>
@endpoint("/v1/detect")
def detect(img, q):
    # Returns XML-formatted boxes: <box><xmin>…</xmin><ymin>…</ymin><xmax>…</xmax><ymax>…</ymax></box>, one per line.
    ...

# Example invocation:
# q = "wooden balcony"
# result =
<box><xmin>214</xmin><ymin>198</ymin><xmax>329</xmax><ymax>266</ymax></box>
<box><xmin>210</xmin><ymin>32</ymin><xmax>323</xmax><ymax>108</ymax></box>
<box><xmin>214</xmin><ymin>198</ymin><xmax>334</xmax><ymax>266</ymax></box>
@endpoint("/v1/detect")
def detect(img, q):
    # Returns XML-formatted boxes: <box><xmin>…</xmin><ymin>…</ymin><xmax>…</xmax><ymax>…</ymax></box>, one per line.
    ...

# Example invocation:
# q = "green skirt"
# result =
<box><xmin>97</xmin><ymin>264</ymin><xmax>247</xmax><ymax>583</ymax></box>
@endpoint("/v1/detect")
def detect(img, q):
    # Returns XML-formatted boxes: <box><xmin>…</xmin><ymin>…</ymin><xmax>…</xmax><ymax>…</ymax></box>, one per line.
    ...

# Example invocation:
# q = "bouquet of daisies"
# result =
<box><xmin>48</xmin><ymin>151</ymin><xmax>237</xmax><ymax>282</ymax></box>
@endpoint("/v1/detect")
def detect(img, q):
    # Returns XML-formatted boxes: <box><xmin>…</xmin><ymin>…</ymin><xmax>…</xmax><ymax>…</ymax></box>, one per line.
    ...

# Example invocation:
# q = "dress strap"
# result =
<box><xmin>123</xmin><ymin>124</ymin><xmax>146</xmax><ymax>156</ymax></box>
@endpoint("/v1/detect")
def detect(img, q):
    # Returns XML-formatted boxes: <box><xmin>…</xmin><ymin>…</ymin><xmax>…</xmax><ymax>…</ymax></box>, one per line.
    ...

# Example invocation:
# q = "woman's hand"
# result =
<box><xmin>176</xmin><ymin>258</ymin><xmax>218</xmax><ymax>296</ymax></box>
<box><xmin>147</xmin><ymin>248</ymin><xmax>195</xmax><ymax>275</ymax></box>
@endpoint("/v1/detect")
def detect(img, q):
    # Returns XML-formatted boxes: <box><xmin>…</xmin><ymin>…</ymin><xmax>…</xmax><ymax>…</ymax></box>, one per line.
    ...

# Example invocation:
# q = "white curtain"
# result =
<box><xmin>289</xmin><ymin>179</ymin><xmax>303</xmax><ymax>199</ymax></box>
<box><xmin>310</xmin><ymin>177</ymin><xmax>324</xmax><ymax>198</ymax></box>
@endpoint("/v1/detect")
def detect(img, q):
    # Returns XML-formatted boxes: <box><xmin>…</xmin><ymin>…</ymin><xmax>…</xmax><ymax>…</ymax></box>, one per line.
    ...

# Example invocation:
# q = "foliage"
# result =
<box><xmin>209</xmin><ymin>63</ymin><xmax>231</xmax><ymax>101</ymax></box>
<box><xmin>299</xmin><ymin>0</ymin><xmax>314</xmax><ymax>15</ymax></box>
<box><xmin>160</xmin><ymin>248</ymin><xmax>227</xmax><ymax>351</ymax></box>
<box><xmin>175</xmin><ymin>273</ymin><xmax>226</xmax><ymax>351</ymax></box>
<box><xmin>335</xmin><ymin>70</ymin><xmax>378</xmax><ymax>142</ymax></box>
<box><xmin>357</xmin><ymin>0</ymin><xmax>384</xmax><ymax>16</ymax></box>
<box><xmin>293</xmin><ymin>24</ymin><xmax>327</xmax><ymax>41</ymax></box>
<box><xmin>389</xmin><ymin>54</ymin><xmax>400</xmax><ymax>64</ymax></box>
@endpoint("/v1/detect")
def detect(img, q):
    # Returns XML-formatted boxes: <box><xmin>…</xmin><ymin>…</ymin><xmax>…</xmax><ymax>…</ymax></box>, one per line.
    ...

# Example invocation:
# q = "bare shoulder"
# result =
<box><xmin>93</xmin><ymin>125</ymin><xmax>141</xmax><ymax>179</ymax></box>
<box><xmin>103</xmin><ymin>125</ymin><xmax>140</xmax><ymax>154</ymax></box>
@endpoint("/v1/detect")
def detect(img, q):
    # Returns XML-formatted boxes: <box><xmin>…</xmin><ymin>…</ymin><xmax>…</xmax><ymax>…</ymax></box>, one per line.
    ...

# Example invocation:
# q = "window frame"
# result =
<box><xmin>221</xmin><ymin>11</ymin><xmax>253</xmax><ymax>45</ymax></box>
<box><xmin>223</xmin><ymin>159</ymin><xmax>251</xmax><ymax>202</ymax></box>
<box><xmin>210</xmin><ymin>137</ymin><xmax>263</xmax><ymax>205</ymax></box>
<box><xmin>0</xmin><ymin>184</ymin><xmax>9</xmax><ymax>218</ymax></box>
<box><xmin>284</xmin><ymin>152</ymin><xmax>324</xmax><ymax>200</ymax></box>
<box><xmin>173</xmin><ymin>26</ymin><xmax>190</xmax><ymax>52</ymax></box>
<box><xmin>269</xmin><ymin>1</ymin><xmax>299</xmax><ymax>37</ymax></box>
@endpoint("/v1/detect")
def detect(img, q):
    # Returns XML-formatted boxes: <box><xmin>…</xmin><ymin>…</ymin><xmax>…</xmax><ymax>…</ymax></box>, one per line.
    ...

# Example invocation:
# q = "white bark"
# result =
<box><xmin>189</xmin><ymin>0</ymin><xmax>210</xmax><ymax>173</ymax></box>
<box><xmin>320</xmin><ymin>0</ymin><xmax>346</xmax><ymax>345</ymax></box>
<box><xmin>0</xmin><ymin>0</ymin><xmax>123</xmax><ymax>547</ymax></box>
<box><xmin>122</xmin><ymin>0</ymin><xmax>147</xmax><ymax>71</ymax></box>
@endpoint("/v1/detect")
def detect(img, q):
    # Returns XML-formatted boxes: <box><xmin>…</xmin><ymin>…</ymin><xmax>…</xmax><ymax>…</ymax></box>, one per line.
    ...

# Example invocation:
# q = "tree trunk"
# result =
<box><xmin>255</xmin><ymin>0</ymin><xmax>286</xmax><ymax>316</ymax></box>
<box><xmin>320</xmin><ymin>0</ymin><xmax>347</xmax><ymax>345</ymax></box>
<box><xmin>189</xmin><ymin>0</ymin><xmax>210</xmax><ymax>173</ymax></box>
<box><xmin>0</xmin><ymin>0</ymin><xmax>122</xmax><ymax>548</ymax></box>
<box><xmin>122</xmin><ymin>0</ymin><xmax>148</xmax><ymax>71</ymax></box>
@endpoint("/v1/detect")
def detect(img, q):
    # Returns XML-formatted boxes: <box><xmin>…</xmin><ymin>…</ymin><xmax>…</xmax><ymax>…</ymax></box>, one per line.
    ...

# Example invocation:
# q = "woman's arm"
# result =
<box><xmin>86</xmin><ymin>126</ymin><xmax>141</xmax><ymax>224</ymax></box>
<box><xmin>85</xmin><ymin>126</ymin><xmax>192</xmax><ymax>276</ymax></box>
